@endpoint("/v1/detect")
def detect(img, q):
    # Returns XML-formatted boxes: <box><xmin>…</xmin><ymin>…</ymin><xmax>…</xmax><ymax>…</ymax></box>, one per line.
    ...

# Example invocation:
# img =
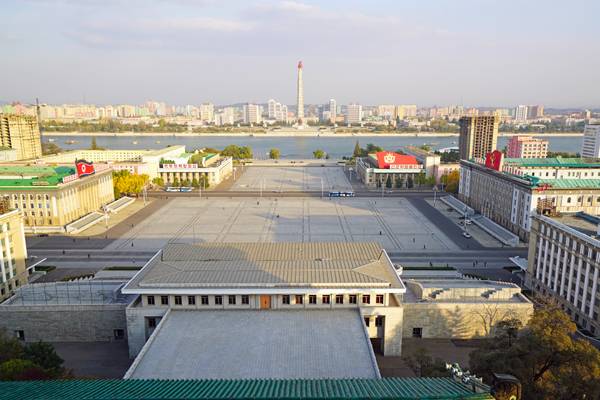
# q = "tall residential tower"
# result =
<box><xmin>296</xmin><ymin>61</ymin><xmax>304</xmax><ymax>124</ymax></box>
<box><xmin>458</xmin><ymin>115</ymin><xmax>499</xmax><ymax>160</ymax></box>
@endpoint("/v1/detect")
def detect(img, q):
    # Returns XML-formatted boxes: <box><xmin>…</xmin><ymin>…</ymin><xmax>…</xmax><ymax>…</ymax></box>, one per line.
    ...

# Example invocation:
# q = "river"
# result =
<box><xmin>43</xmin><ymin>135</ymin><xmax>584</xmax><ymax>159</ymax></box>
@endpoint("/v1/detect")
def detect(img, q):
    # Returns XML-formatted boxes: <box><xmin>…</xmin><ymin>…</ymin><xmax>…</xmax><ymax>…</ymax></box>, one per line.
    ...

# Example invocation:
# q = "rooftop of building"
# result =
<box><xmin>123</xmin><ymin>242</ymin><xmax>405</xmax><ymax>293</ymax></box>
<box><xmin>402</xmin><ymin>278</ymin><xmax>530</xmax><ymax>304</ymax></box>
<box><xmin>402</xmin><ymin>145</ymin><xmax>438</xmax><ymax>157</ymax></box>
<box><xmin>0</xmin><ymin>377</ymin><xmax>494</xmax><ymax>400</ymax></box>
<box><xmin>1</xmin><ymin>281</ymin><xmax>134</xmax><ymax>306</ymax></box>
<box><xmin>503</xmin><ymin>157</ymin><xmax>600</xmax><ymax>168</ymax></box>
<box><xmin>126</xmin><ymin>309</ymin><xmax>380</xmax><ymax>380</ymax></box>
<box><xmin>535</xmin><ymin>213</ymin><xmax>600</xmax><ymax>244</ymax></box>
<box><xmin>0</xmin><ymin>165</ymin><xmax>74</xmax><ymax>188</ymax></box>
<box><xmin>0</xmin><ymin>164</ymin><xmax>108</xmax><ymax>189</ymax></box>
<box><xmin>536</xmin><ymin>178</ymin><xmax>600</xmax><ymax>189</ymax></box>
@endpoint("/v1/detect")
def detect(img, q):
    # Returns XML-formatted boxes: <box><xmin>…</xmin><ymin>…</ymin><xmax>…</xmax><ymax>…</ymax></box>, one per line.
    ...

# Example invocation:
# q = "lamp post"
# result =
<box><xmin>321</xmin><ymin>178</ymin><xmax>324</xmax><ymax>199</ymax></box>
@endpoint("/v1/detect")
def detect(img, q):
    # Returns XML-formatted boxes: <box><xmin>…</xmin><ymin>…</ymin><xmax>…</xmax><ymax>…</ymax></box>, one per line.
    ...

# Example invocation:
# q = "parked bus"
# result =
<box><xmin>328</xmin><ymin>191</ymin><xmax>355</xmax><ymax>198</ymax></box>
<box><xmin>165</xmin><ymin>187</ymin><xmax>180</xmax><ymax>192</ymax></box>
<box><xmin>180</xmin><ymin>187</ymin><xmax>193</xmax><ymax>192</ymax></box>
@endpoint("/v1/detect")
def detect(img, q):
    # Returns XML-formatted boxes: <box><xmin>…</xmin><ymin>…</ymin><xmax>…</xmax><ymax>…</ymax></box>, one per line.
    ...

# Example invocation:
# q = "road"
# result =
<box><xmin>147</xmin><ymin>190</ymin><xmax>436</xmax><ymax>198</ymax></box>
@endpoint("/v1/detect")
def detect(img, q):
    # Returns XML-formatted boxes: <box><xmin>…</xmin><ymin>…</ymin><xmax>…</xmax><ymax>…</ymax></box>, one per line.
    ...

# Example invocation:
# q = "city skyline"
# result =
<box><xmin>2</xmin><ymin>0</ymin><xmax>600</xmax><ymax>108</ymax></box>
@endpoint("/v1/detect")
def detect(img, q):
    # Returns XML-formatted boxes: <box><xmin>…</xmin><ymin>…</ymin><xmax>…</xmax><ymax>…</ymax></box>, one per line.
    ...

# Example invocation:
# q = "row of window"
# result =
<box><xmin>147</xmin><ymin>294</ymin><xmax>250</xmax><ymax>306</ymax></box>
<box><xmin>146</xmin><ymin>294</ymin><xmax>385</xmax><ymax>306</ymax></box>
<box><xmin>11</xmin><ymin>194</ymin><xmax>50</xmax><ymax>201</ymax></box>
<box><xmin>282</xmin><ymin>294</ymin><xmax>384</xmax><ymax>305</ymax></box>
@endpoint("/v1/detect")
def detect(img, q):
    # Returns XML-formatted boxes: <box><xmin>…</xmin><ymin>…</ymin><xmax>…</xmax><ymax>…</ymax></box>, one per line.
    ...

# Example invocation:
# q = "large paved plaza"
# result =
<box><xmin>230</xmin><ymin>166</ymin><xmax>353</xmax><ymax>192</ymax></box>
<box><xmin>105</xmin><ymin>197</ymin><xmax>459</xmax><ymax>251</ymax></box>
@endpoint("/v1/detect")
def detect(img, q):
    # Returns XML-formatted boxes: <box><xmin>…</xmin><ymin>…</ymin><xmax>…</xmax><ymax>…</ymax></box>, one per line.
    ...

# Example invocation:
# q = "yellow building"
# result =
<box><xmin>0</xmin><ymin>114</ymin><xmax>43</xmax><ymax>160</ymax></box>
<box><xmin>0</xmin><ymin>164</ymin><xmax>114</xmax><ymax>233</ymax></box>
<box><xmin>0</xmin><ymin>206</ymin><xmax>28</xmax><ymax>302</ymax></box>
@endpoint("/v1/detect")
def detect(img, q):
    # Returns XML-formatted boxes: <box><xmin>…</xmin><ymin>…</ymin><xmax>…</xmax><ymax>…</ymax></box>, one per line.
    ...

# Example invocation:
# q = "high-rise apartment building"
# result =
<box><xmin>296</xmin><ymin>61</ymin><xmax>304</xmax><ymax>123</ymax></box>
<box><xmin>243</xmin><ymin>104</ymin><xmax>262</xmax><ymax>125</ymax></box>
<box><xmin>506</xmin><ymin>136</ymin><xmax>549</xmax><ymax>158</ymax></box>
<box><xmin>514</xmin><ymin>105</ymin><xmax>529</xmax><ymax>122</ymax></box>
<box><xmin>377</xmin><ymin>105</ymin><xmax>396</xmax><ymax>120</ymax></box>
<box><xmin>458</xmin><ymin>115</ymin><xmax>499</xmax><ymax>160</ymax></box>
<box><xmin>345</xmin><ymin>103</ymin><xmax>362</xmax><ymax>124</ymax></box>
<box><xmin>0</xmin><ymin>114</ymin><xmax>42</xmax><ymax>160</ymax></box>
<box><xmin>0</xmin><ymin>204</ymin><xmax>28</xmax><ymax>302</ymax></box>
<box><xmin>395</xmin><ymin>105</ymin><xmax>417</xmax><ymax>119</ymax></box>
<box><xmin>329</xmin><ymin>99</ymin><xmax>337</xmax><ymax>123</ymax></box>
<box><xmin>267</xmin><ymin>99</ymin><xmax>288</xmax><ymax>123</ymax></box>
<box><xmin>527</xmin><ymin>105</ymin><xmax>544</xmax><ymax>119</ymax></box>
<box><xmin>581</xmin><ymin>124</ymin><xmax>600</xmax><ymax>158</ymax></box>
<box><xmin>199</xmin><ymin>103</ymin><xmax>214</xmax><ymax>123</ymax></box>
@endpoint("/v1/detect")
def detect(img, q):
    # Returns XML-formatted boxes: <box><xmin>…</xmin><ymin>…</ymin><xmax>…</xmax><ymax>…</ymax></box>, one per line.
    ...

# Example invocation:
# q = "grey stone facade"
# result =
<box><xmin>0</xmin><ymin>304</ymin><xmax>128</xmax><ymax>342</ymax></box>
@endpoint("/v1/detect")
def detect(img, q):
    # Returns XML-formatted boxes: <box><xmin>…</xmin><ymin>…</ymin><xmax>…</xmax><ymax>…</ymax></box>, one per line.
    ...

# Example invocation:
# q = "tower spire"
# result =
<box><xmin>296</xmin><ymin>60</ymin><xmax>304</xmax><ymax>124</ymax></box>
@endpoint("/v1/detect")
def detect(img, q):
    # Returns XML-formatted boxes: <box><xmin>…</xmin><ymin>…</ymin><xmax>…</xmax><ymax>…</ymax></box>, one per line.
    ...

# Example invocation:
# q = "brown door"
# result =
<box><xmin>260</xmin><ymin>295</ymin><xmax>271</xmax><ymax>309</ymax></box>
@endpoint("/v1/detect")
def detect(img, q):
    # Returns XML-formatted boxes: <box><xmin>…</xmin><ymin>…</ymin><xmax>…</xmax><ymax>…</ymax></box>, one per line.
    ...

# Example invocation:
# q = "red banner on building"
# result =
<box><xmin>484</xmin><ymin>150</ymin><xmax>503</xmax><ymax>171</ymax></box>
<box><xmin>75</xmin><ymin>159</ymin><xmax>95</xmax><ymax>177</ymax></box>
<box><xmin>375</xmin><ymin>152</ymin><xmax>420</xmax><ymax>169</ymax></box>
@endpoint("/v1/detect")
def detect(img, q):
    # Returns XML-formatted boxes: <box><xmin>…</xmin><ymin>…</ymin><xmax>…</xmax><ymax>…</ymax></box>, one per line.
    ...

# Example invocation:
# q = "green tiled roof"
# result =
<box><xmin>536</xmin><ymin>179</ymin><xmax>600</xmax><ymax>189</ymax></box>
<box><xmin>0</xmin><ymin>378</ymin><xmax>493</xmax><ymax>400</ymax></box>
<box><xmin>504</xmin><ymin>157</ymin><xmax>600</xmax><ymax>168</ymax></box>
<box><xmin>0</xmin><ymin>166</ymin><xmax>75</xmax><ymax>189</ymax></box>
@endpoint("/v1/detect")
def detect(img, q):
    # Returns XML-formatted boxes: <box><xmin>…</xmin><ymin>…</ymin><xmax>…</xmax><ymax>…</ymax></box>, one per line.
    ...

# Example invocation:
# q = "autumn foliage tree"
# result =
<box><xmin>469</xmin><ymin>302</ymin><xmax>600</xmax><ymax>400</ymax></box>
<box><xmin>112</xmin><ymin>170</ymin><xmax>149</xmax><ymax>198</ymax></box>
<box><xmin>441</xmin><ymin>170</ymin><xmax>459</xmax><ymax>193</ymax></box>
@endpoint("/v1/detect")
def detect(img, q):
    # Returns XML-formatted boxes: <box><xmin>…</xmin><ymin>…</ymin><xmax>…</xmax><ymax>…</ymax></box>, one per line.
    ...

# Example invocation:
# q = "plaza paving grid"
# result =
<box><xmin>231</xmin><ymin>166</ymin><xmax>353</xmax><ymax>192</ymax></box>
<box><xmin>106</xmin><ymin>198</ymin><xmax>458</xmax><ymax>251</ymax></box>
<box><xmin>126</xmin><ymin>309</ymin><xmax>380</xmax><ymax>380</ymax></box>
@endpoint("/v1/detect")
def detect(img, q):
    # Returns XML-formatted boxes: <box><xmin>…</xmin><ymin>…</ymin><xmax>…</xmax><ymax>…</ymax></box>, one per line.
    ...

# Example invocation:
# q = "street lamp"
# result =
<box><xmin>321</xmin><ymin>177</ymin><xmax>324</xmax><ymax>199</ymax></box>
<box><xmin>433</xmin><ymin>186</ymin><xmax>438</xmax><ymax>208</ymax></box>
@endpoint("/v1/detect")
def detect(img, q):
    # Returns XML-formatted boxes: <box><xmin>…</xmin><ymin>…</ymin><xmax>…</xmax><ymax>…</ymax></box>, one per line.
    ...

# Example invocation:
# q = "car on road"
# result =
<box><xmin>462</xmin><ymin>231</ymin><xmax>472</xmax><ymax>238</ymax></box>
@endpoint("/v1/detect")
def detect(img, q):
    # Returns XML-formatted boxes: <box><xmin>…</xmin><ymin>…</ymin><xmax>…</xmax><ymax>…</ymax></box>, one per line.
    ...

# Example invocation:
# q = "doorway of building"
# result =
<box><xmin>260</xmin><ymin>295</ymin><xmax>271</xmax><ymax>309</ymax></box>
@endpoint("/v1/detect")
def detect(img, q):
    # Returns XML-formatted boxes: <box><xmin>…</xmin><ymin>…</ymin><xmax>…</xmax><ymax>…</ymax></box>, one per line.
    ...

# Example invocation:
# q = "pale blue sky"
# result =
<box><xmin>1</xmin><ymin>0</ymin><xmax>599</xmax><ymax>107</ymax></box>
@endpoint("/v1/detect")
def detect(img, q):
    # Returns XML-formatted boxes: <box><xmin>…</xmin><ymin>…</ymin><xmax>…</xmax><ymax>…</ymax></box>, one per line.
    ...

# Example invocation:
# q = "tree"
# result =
<box><xmin>442</xmin><ymin>170</ymin><xmax>459</xmax><ymax>193</ymax></box>
<box><xmin>221</xmin><ymin>145</ymin><xmax>253</xmax><ymax>160</ymax></box>
<box><xmin>152</xmin><ymin>177</ymin><xmax>164</xmax><ymax>187</ymax></box>
<box><xmin>172</xmin><ymin>177</ymin><xmax>180</xmax><ymax>187</ymax></box>
<box><xmin>23</xmin><ymin>342</ymin><xmax>64</xmax><ymax>376</ymax></box>
<box><xmin>365</xmin><ymin>143</ymin><xmax>383</xmax><ymax>154</ymax></box>
<box><xmin>415</xmin><ymin>172</ymin><xmax>427</xmax><ymax>187</ymax></box>
<box><xmin>0</xmin><ymin>330</ymin><xmax>24</xmax><ymax>363</ymax></box>
<box><xmin>89</xmin><ymin>137</ymin><xmax>104</xmax><ymax>150</ymax></box>
<box><xmin>404</xmin><ymin>347</ymin><xmax>447</xmax><ymax>377</ymax></box>
<box><xmin>353</xmin><ymin>141</ymin><xmax>362</xmax><ymax>158</ymax></box>
<box><xmin>269</xmin><ymin>148</ymin><xmax>281</xmax><ymax>159</ymax></box>
<box><xmin>181</xmin><ymin>179</ymin><xmax>190</xmax><ymax>187</ymax></box>
<box><xmin>41</xmin><ymin>142</ymin><xmax>63</xmax><ymax>156</ymax></box>
<box><xmin>496</xmin><ymin>318</ymin><xmax>522</xmax><ymax>347</ymax></box>
<box><xmin>313</xmin><ymin>149</ymin><xmax>325</xmax><ymax>159</ymax></box>
<box><xmin>191</xmin><ymin>178</ymin><xmax>199</xmax><ymax>188</ymax></box>
<box><xmin>395</xmin><ymin>176</ymin><xmax>404</xmax><ymax>188</ymax></box>
<box><xmin>112</xmin><ymin>171</ymin><xmax>149</xmax><ymax>198</ymax></box>
<box><xmin>469</xmin><ymin>303</ymin><xmax>600</xmax><ymax>400</ymax></box>
<box><xmin>385</xmin><ymin>175</ymin><xmax>392</xmax><ymax>188</ymax></box>
<box><xmin>0</xmin><ymin>359</ymin><xmax>48</xmax><ymax>381</ymax></box>
<box><xmin>407</xmin><ymin>175</ymin><xmax>414</xmax><ymax>188</ymax></box>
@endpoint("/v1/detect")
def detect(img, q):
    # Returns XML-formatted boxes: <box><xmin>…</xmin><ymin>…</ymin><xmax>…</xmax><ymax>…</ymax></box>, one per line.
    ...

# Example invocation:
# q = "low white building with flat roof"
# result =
<box><xmin>122</xmin><ymin>242</ymin><xmax>407</xmax><ymax>362</ymax></box>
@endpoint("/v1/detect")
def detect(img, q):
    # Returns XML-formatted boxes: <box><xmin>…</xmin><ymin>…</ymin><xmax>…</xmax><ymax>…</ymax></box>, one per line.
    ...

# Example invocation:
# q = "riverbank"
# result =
<box><xmin>41</xmin><ymin>131</ymin><xmax>583</xmax><ymax>138</ymax></box>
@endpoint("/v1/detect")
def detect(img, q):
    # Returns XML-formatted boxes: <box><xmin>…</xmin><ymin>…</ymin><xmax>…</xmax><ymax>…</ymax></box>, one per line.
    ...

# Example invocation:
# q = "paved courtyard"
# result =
<box><xmin>231</xmin><ymin>166</ymin><xmax>353</xmax><ymax>192</ymax></box>
<box><xmin>106</xmin><ymin>197</ymin><xmax>459</xmax><ymax>251</ymax></box>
